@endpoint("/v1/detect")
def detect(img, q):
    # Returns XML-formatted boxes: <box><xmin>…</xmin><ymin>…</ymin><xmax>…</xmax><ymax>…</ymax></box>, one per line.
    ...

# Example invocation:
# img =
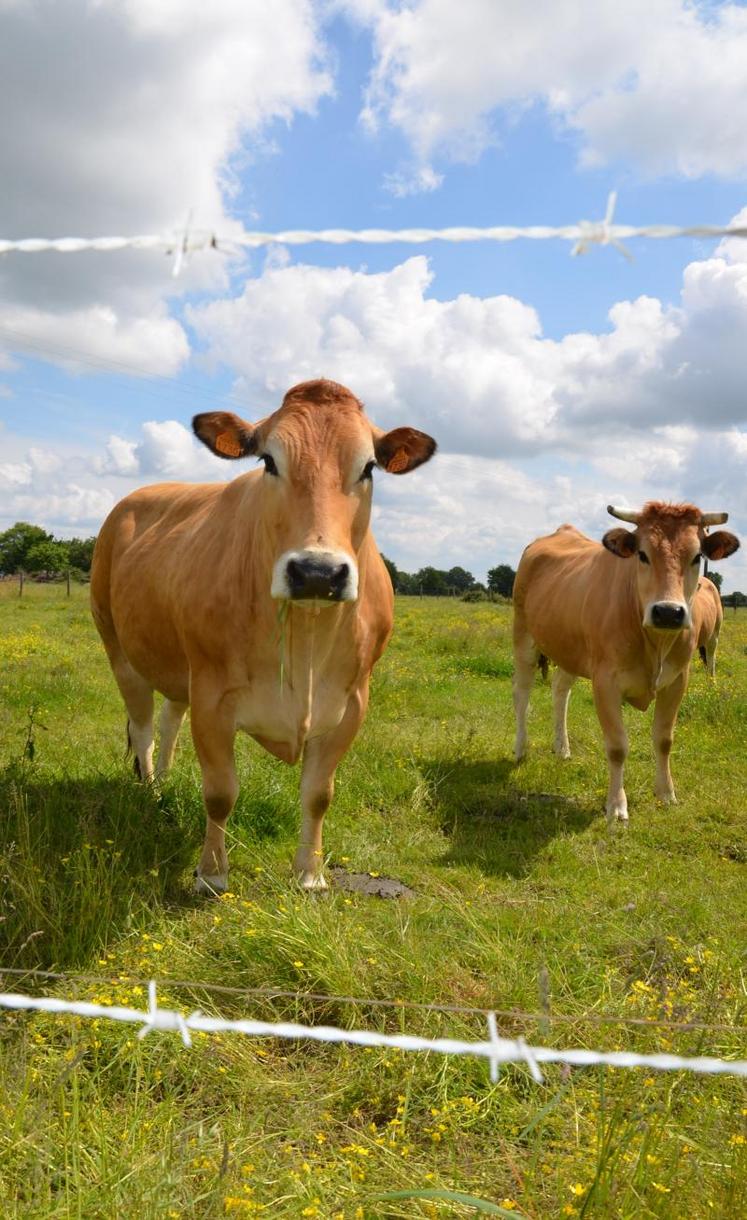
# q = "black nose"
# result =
<box><xmin>651</xmin><ymin>602</ymin><xmax>686</xmax><ymax>629</ymax></box>
<box><xmin>286</xmin><ymin>557</ymin><xmax>349</xmax><ymax>600</ymax></box>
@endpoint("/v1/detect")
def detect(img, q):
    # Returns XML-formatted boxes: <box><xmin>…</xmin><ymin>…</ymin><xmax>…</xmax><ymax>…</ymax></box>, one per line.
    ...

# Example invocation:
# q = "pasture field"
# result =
<box><xmin>0</xmin><ymin>581</ymin><xmax>746</xmax><ymax>1219</ymax></box>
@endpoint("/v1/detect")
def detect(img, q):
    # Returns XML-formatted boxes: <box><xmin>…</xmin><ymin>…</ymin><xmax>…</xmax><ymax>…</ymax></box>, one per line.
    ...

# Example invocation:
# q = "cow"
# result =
<box><xmin>90</xmin><ymin>379</ymin><xmax>436</xmax><ymax>893</ymax></box>
<box><xmin>512</xmin><ymin>502</ymin><xmax>739</xmax><ymax>824</ymax></box>
<box><xmin>693</xmin><ymin>575</ymin><xmax>723</xmax><ymax>678</ymax></box>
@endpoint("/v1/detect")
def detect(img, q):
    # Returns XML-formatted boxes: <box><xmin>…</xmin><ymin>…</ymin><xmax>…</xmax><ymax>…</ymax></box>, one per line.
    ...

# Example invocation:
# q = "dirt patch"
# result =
<box><xmin>330</xmin><ymin>867</ymin><xmax>416</xmax><ymax>899</ymax></box>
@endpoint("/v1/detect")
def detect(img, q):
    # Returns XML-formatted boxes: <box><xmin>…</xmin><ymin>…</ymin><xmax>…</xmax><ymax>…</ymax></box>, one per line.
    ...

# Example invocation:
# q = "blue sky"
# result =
<box><xmin>1</xmin><ymin>0</ymin><xmax>747</xmax><ymax>588</ymax></box>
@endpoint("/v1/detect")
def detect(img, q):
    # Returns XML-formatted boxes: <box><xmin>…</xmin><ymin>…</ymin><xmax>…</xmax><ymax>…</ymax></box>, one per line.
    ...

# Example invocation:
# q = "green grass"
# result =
<box><xmin>0</xmin><ymin>583</ymin><xmax>746</xmax><ymax>1218</ymax></box>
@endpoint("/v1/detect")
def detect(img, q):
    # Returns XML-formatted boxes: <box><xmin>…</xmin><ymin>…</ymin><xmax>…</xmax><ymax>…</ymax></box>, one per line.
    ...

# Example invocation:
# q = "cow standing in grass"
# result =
<box><xmin>512</xmin><ymin>503</ymin><xmax>739</xmax><ymax>824</ymax></box>
<box><xmin>91</xmin><ymin>380</ymin><xmax>436</xmax><ymax>893</ymax></box>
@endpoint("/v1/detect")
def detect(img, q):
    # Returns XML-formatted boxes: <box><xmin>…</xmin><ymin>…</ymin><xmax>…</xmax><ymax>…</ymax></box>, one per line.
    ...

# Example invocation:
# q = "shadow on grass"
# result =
<box><xmin>0</xmin><ymin>763</ymin><xmax>204</xmax><ymax>971</ymax></box>
<box><xmin>421</xmin><ymin>757</ymin><xmax>599</xmax><ymax>879</ymax></box>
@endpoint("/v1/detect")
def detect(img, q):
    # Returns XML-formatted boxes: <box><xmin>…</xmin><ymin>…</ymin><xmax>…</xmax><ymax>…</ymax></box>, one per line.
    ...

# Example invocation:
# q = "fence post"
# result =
<box><xmin>66</xmin><ymin>570</ymin><xmax>71</xmax><ymax>597</ymax></box>
<box><xmin>18</xmin><ymin>570</ymin><xmax>24</xmax><ymax>598</ymax></box>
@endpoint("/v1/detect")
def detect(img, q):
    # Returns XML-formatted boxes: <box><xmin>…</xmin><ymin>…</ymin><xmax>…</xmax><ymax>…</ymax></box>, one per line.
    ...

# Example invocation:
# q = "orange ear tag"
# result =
<box><xmin>386</xmin><ymin>447</ymin><xmax>409</xmax><ymax>473</ymax></box>
<box><xmin>215</xmin><ymin>431</ymin><xmax>242</xmax><ymax>457</ymax></box>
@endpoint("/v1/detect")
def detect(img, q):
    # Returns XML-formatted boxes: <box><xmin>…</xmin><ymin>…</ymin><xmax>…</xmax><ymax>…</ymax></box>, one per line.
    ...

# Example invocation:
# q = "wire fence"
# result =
<box><xmin>1</xmin><ymin>193</ymin><xmax>746</xmax><ymax>275</ymax></box>
<box><xmin>2</xmin><ymin>978</ymin><xmax>746</xmax><ymax>1086</ymax></box>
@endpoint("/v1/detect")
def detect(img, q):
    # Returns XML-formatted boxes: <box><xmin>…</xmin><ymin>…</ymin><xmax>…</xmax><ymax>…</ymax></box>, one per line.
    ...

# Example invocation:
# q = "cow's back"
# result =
<box><xmin>91</xmin><ymin>481</ymin><xmax>228</xmax><ymax>702</ymax></box>
<box><xmin>514</xmin><ymin>524</ymin><xmax>638</xmax><ymax>677</ymax></box>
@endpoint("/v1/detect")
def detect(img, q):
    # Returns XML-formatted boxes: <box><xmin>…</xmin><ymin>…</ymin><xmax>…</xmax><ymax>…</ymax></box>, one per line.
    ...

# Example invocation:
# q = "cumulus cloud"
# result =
<box><xmin>0</xmin><ymin>304</ymin><xmax>189</xmax><ymax>378</ymax></box>
<box><xmin>349</xmin><ymin>0</ymin><xmax>747</xmax><ymax>189</ymax></box>
<box><xmin>0</xmin><ymin>0</ymin><xmax>331</xmax><ymax>370</ymax></box>
<box><xmin>0</xmin><ymin>417</ymin><xmax>230</xmax><ymax>535</ymax></box>
<box><xmin>187</xmin><ymin>227</ymin><xmax>747</xmax><ymax>457</ymax></box>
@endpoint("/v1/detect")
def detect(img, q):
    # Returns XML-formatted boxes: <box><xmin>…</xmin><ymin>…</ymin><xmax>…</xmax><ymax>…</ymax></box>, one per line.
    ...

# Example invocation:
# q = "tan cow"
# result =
<box><xmin>692</xmin><ymin>575</ymin><xmax>723</xmax><ymax>678</ymax></box>
<box><xmin>91</xmin><ymin>379</ymin><xmax>436</xmax><ymax>892</ymax></box>
<box><xmin>512</xmin><ymin>502</ymin><xmax>739</xmax><ymax>823</ymax></box>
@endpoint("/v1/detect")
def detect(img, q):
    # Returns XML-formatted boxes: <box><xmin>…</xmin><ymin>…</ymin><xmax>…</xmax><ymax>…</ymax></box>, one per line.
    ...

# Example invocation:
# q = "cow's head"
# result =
<box><xmin>602</xmin><ymin>502</ymin><xmax>739</xmax><ymax>631</ymax></box>
<box><xmin>192</xmin><ymin>379</ymin><xmax>436</xmax><ymax>605</ymax></box>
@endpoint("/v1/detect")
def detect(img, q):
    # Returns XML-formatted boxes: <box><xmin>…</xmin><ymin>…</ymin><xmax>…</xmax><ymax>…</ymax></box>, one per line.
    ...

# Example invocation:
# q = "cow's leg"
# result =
<box><xmin>110</xmin><ymin>655</ymin><xmax>155</xmax><ymax>782</ymax></box>
<box><xmin>552</xmin><ymin>668</ymin><xmax>576</xmax><ymax>759</ymax></box>
<box><xmin>190</xmin><ymin>690</ymin><xmax>238</xmax><ymax>895</ymax></box>
<box><xmin>706</xmin><ymin>629</ymin><xmax>719</xmax><ymax>678</ymax></box>
<box><xmin>295</xmin><ymin>684</ymin><xmax>369</xmax><ymax>890</ymax></box>
<box><xmin>155</xmin><ymin>699</ymin><xmax>188</xmax><ymax>778</ymax></box>
<box><xmin>513</xmin><ymin>624</ymin><xmax>538</xmax><ymax>761</ymax></box>
<box><xmin>592</xmin><ymin>675</ymin><xmax>629</xmax><ymax>824</ymax></box>
<box><xmin>653</xmin><ymin>670</ymin><xmax>688</xmax><ymax>804</ymax></box>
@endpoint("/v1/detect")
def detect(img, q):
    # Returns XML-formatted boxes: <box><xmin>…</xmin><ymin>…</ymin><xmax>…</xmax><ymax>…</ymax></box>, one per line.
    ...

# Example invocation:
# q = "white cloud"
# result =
<box><xmin>0</xmin><ymin>0</ymin><xmax>331</xmax><ymax>368</ymax></box>
<box><xmin>188</xmin><ymin>226</ymin><xmax>747</xmax><ymax>456</ymax></box>
<box><xmin>188</xmin><ymin>255</ymin><xmax>560</xmax><ymax>453</ymax></box>
<box><xmin>350</xmin><ymin>0</ymin><xmax>747</xmax><ymax>188</ymax></box>
<box><xmin>0</xmin><ymin>304</ymin><xmax>189</xmax><ymax>378</ymax></box>
<box><xmin>95</xmin><ymin>419</ymin><xmax>230</xmax><ymax>481</ymax></box>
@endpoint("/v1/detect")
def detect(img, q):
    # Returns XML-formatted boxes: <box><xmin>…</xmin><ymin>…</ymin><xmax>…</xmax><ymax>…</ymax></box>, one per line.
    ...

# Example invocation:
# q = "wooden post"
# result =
<box><xmin>66</xmin><ymin>569</ymin><xmax>71</xmax><ymax>597</ymax></box>
<box><xmin>18</xmin><ymin>569</ymin><xmax>24</xmax><ymax>598</ymax></box>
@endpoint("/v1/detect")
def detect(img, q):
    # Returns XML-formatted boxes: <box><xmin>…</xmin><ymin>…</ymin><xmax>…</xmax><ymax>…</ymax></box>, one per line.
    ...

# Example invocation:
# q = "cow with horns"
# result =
<box><xmin>512</xmin><ymin>502</ymin><xmax>739</xmax><ymax>823</ymax></box>
<box><xmin>91</xmin><ymin>379</ymin><xmax>436</xmax><ymax>893</ymax></box>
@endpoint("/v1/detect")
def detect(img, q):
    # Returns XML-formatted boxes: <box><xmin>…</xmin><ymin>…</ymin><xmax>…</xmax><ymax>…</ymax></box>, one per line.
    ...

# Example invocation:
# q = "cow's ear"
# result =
<box><xmin>374</xmin><ymin>427</ymin><xmax>437</xmax><ymax>475</ymax></box>
<box><xmin>602</xmin><ymin>527</ymin><xmax>638</xmax><ymax>558</ymax></box>
<box><xmin>192</xmin><ymin>411</ymin><xmax>257</xmax><ymax>460</ymax></box>
<box><xmin>702</xmin><ymin>530</ymin><xmax>740</xmax><ymax>561</ymax></box>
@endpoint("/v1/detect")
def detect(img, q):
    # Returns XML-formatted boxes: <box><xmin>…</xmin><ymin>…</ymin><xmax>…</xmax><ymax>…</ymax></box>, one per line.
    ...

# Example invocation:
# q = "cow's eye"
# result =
<box><xmin>260</xmin><ymin>453</ymin><xmax>278</xmax><ymax>477</ymax></box>
<box><xmin>638</xmin><ymin>551</ymin><xmax>650</xmax><ymax>565</ymax></box>
<box><xmin>360</xmin><ymin>460</ymin><xmax>376</xmax><ymax>482</ymax></box>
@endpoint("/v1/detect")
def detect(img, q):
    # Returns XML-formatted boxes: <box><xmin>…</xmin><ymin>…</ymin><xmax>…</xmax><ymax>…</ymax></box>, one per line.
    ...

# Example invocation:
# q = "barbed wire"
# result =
<box><xmin>1</xmin><ymin>966</ymin><xmax>744</xmax><ymax>1035</ymax></box>
<box><xmin>1</xmin><ymin>194</ymin><xmax>746</xmax><ymax>276</ymax></box>
<box><xmin>1</xmin><ymin>981</ymin><xmax>746</xmax><ymax>1085</ymax></box>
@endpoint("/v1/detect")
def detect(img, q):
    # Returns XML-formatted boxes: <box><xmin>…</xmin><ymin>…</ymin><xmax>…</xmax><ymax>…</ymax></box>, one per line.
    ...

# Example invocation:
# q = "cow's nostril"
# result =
<box><xmin>286</xmin><ymin>559</ymin><xmax>304</xmax><ymax>588</ymax></box>
<box><xmin>332</xmin><ymin>563</ymin><xmax>349</xmax><ymax>589</ymax></box>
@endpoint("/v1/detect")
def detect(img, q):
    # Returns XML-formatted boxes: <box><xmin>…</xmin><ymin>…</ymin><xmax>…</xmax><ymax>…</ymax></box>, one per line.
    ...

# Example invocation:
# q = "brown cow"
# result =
<box><xmin>512</xmin><ymin>503</ymin><xmax>739</xmax><ymax>823</ymax></box>
<box><xmin>693</xmin><ymin>574</ymin><xmax>723</xmax><ymax>678</ymax></box>
<box><xmin>91</xmin><ymin>379</ymin><xmax>436</xmax><ymax>892</ymax></box>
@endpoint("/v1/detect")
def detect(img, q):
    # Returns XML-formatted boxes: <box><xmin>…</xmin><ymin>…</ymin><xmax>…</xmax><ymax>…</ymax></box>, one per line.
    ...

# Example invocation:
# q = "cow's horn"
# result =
<box><xmin>607</xmin><ymin>504</ymin><xmax>640</xmax><ymax>524</ymax></box>
<box><xmin>700</xmin><ymin>511</ymin><xmax>728</xmax><ymax>526</ymax></box>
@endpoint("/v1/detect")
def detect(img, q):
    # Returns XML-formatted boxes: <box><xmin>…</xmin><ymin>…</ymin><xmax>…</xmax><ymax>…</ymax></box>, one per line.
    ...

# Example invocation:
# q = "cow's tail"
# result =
<box><xmin>538</xmin><ymin>653</ymin><xmax>549</xmax><ymax>681</ymax></box>
<box><xmin>698</xmin><ymin>644</ymin><xmax>708</xmax><ymax>670</ymax></box>
<box><xmin>126</xmin><ymin>720</ymin><xmax>142</xmax><ymax>779</ymax></box>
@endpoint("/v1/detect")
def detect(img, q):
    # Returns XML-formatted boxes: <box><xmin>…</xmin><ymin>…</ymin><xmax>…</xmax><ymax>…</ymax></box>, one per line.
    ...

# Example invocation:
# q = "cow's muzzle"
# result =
<box><xmin>646</xmin><ymin>601</ymin><xmax>691</xmax><ymax>630</ymax></box>
<box><xmin>272</xmin><ymin>550</ymin><xmax>358</xmax><ymax>603</ymax></box>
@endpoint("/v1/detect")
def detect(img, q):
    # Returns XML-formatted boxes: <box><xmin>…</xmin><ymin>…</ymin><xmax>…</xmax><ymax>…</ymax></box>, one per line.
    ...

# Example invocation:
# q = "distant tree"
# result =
<box><xmin>414</xmin><ymin>566</ymin><xmax>449</xmax><ymax>595</ymax></box>
<box><xmin>446</xmin><ymin>566</ymin><xmax>475</xmax><ymax>593</ymax></box>
<box><xmin>396</xmin><ymin>571</ymin><xmax>417</xmax><ymax>594</ymax></box>
<box><xmin>0</xmin><ymin>522</ymin><xmax>53</xmax><ymax>573</ymax></box>
<box><xmin>487</xmin><ymin>564</ymin><xmax>516</xmax><ymax>597</ymax></box>
<box><xmin>25</xmin><ymin>540</ymin><xmax>69</xmax><ymax>575</ymax></box>
<box><xmin>724</xmin><ymin>590</ymin><xmax>747</xmax><ymax>608</ymax></box>
<box><xmin>67</xmin><ymin>536</ymin><xmax>97</xmax><ymax>573</ymax></box>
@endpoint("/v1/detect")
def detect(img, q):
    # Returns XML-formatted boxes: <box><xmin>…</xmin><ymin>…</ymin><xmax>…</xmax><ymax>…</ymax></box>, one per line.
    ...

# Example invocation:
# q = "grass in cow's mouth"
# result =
<box><xmin>0</xmin><ymin>583</ymin><xmax>746</xmax><ymax>1217</ymax></box>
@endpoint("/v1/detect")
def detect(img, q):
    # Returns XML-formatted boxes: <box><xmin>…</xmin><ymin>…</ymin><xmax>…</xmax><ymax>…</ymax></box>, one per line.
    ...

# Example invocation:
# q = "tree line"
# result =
<box><xmin>381</xmin><ymin>557</ymin><xmax>516</xmax><ymax>598</ymax></box>
<box><xmin>0</xmin><ymin>522</ymin><xmax>96</xmax><ymax>578</ymax></box>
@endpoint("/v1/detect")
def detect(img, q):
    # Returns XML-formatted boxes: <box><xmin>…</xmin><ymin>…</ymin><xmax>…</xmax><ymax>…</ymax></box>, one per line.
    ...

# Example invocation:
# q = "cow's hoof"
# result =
<box><xmin>656</xmin><ymin>790</ymin><xmax>677</xmax><ymax>806</ymax></box>
<box><xmin>298</xmin><ymin>870</ymin><xmax>328</xmax><ymax>892</ymax></box>
<box><xmin>554</xmin><ymin>744</ymin><xmax>571</xmax><ymax>760</ymax></box>
<box><xmin>194</xmin><ymin>871</ymin><xmax>228</xmax><ymax>896</ymax></box>
<box><xmin>606</xmin><ymin>807</ymin><xmax>629</xmax><ymax>826</ymax></box>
